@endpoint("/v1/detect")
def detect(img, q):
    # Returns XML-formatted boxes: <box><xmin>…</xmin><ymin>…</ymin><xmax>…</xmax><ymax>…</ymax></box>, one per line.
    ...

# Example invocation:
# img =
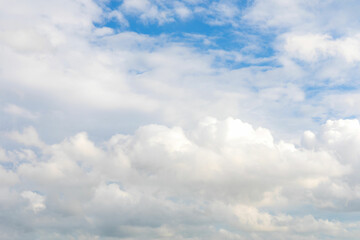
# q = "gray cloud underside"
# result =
<box><xmin>1</xmin><ymin>117</ymin><xmax>360</xmax><ymax>239</ymax></box>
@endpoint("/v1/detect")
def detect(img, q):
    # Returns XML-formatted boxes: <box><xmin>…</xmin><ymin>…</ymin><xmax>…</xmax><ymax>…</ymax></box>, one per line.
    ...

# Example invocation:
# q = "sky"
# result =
<box><xmin>2</xmin><ymin>0</ymin><xmax>360</xmax><ymax>239</ymax></box>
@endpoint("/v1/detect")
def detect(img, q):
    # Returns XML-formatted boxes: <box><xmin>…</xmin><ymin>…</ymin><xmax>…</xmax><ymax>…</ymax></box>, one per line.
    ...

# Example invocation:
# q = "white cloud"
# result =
<box><xmin>282</xmin><ymin>33</ymin><xmax>360</xmax><ymax>63</ymax></box>
<box><xmin>323</xmin><ymin>92</ymin><xmax>360</xmax><ymax>116</ymax></box>
<box><xmin>1</xmin><ymin>118</ymin><xmax>359</xmax><ymax>238</ymax></box>
<box><xmin>106</xmin><ymin>10</ymin><xmax>129</xmax><ymax>27</ymax></box>
<box><xmin>21</xmin><ymin>191</ymin><xmax>46</xmax><ymax>213</ymax></box>
<box><xmin>2</xmin><ymin>1</ymin><xmax>360</xmax><ymax>239</ymax></box>
<box><xmin>243</xmin><ymin>0</ymin><xmax>315</xmax><ymax>30</ymax></box>
<box><xmin>121</xmin><ymin>0</ymin><xmax>151</xmax><ymax>13</ymax></box>
<box><xmin>120</xmin><ymin>0</ymin><xmax>175</xmax><ymax>24</ymax></box>
<box><xmin>1</xmin><ymin>0</ymin><xmax>349</xmax><ymax>142</ymax></box>
<box><xmin>174</xmin><ymin>1</ymin><xmax>192</xmax><ymax>20</ymax></box>
<box><xmin>0</xmin><ymin>148</ymin><xmax>9</xmax><ymax>162</ymax></box>
<box><xmin>0</xmin><ymin>166</ymin><xmax>18</xmax><ymax>188</ymax></box>
<box><xmin>204</xmin><ymin>0</ymin><xmax>241</xmax><ymax>26</ymax></box>
<box><xmin>7</xmin><ymin>126</ymin><xmax>45</xmax><ymax>148</ymax></box>
<box><xmin>118</xmin><ymin>0</ymin><xmax>245</xmax><ymax>26</ymax></box>
<box><xmin>243</xmin><ymin>0</ymin><xmax>360</xmax><ymax>34</ymax></box>
<box><xmin>3</xmin><ymin>104</ymin><xmax>39</xmax><ymax>119</ymax></box>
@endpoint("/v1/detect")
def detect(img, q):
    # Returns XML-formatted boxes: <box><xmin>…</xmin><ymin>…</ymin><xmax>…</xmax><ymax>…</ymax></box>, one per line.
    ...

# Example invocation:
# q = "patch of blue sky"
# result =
<box><xmin>0</xmin><ymin>162</ymin><xmax>14</xmax><ymax>171</ymax></box>
<box><xmin>311</xmin><ymin>116</ymin><xmax>326</xmax><ymax>124</ymax></box>
<box><xmin>211</xmin><ymin>58</ymin><xmax>276</xmax><ymax>70</ymax></box>
<box><xmin>343</xmin><ymin>115</ymin><xmax>358</xmax><ymax>120</ymax></box>
<box><xmin>304</xmin><ymin>85</ymin><xmax>358</xmax><ymax>99</ymax></box>
<box><xmin>100</xmin><ymin>0</ymin><xmax>122</xmax><ymax>10</ymax></box>
<box><xmin>96</xmin><ymin>0</ymin><xmax>277</xmax><ymax>64</ymax></box>
<box><xmin>101</xmin><ymin>0</ymin><xmax>252</xmax><ymax>12</ymax></box>
<box><xmin>122</xmin><ymin>16</ymin><xmax>215</xmax><ymax>36</ymax></box>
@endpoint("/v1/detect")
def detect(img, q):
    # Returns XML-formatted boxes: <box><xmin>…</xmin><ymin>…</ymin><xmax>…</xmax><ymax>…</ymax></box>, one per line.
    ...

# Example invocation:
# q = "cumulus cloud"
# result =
<box><xmin>1</xmin><ymin>118</ymin><xmax>360</xmax><ymax>239</ymax></box>
<box><xmin>2</xmin><ymin>0</ymin><xmax>360</xmax><ymax>239</ymax></box>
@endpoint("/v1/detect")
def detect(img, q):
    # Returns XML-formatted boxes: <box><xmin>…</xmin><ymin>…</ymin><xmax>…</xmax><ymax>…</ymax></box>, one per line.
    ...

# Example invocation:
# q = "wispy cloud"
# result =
<box><xmin>3</xmin><ymin>104</ymin><xmax>39</xmax><ymax>120</ymax></box>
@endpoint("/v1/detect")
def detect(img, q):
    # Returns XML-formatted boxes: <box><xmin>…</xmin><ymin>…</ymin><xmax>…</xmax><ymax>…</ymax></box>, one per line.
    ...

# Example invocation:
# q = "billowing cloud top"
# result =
<box><xmin>1</xmin><ymin>0</ymin><xmax>360</xmax><ymax>240</ymax></box>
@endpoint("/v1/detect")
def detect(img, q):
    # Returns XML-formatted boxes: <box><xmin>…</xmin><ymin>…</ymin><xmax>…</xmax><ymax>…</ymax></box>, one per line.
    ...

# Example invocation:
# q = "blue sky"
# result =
<box><xmin>2</xmin><ymin>0</ymin><xmax>360</xmax><ymax>239</ymax></box>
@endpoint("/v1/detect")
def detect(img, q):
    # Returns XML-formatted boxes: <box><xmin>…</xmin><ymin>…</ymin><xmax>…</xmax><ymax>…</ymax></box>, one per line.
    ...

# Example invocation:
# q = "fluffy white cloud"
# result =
<box><xmin>282</xmin><ymin>33</ymin><xmax>360</xmax><ymax>63</ymax></box>
<box><xmin>1</xmin><ymin>117</ymin><xmax>360</xmax><ymax>239</ymax></box>
<box><xmin>2</xmin><ymin>1</ymin><xmax>360</xmax><ymax>239</ymax></box>
<box><xmin>244</xmin><ymin>0</ymin><xmax>360</xmax><ymax>89</ymax></box>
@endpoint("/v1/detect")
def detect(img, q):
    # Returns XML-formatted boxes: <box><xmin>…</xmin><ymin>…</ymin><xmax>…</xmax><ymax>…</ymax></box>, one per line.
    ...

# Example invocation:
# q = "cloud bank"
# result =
<box><xmin>2</xmin><ymin>0</ymin><xmax>360</xmax><ymax>239</ymax></box>
<box><xmin>1</xmin><ymin>118</ymin><xmax>360</xmax><ymax>239</ymax></box>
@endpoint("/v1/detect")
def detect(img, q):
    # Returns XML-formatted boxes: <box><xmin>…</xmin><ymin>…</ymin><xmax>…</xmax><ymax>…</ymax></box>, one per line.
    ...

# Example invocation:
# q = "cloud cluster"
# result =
<box><xmin>1</xmin><ymin>117</ymin><xmax>360</xmax><ymax>239</ymax></box>
<box><xmin>2</xmin><ymin>0</ymin><xmax>360</xmax><ymax>239</ymax></box>
<box><xmin>243</xmin><ymin>0</ymin><xmax>360</xmax><ymax>32</ymax></box>
<box><xmin>3</xmin><ymin>0</ymin><xmax>360</xmax><ymax>142</ymax></box>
